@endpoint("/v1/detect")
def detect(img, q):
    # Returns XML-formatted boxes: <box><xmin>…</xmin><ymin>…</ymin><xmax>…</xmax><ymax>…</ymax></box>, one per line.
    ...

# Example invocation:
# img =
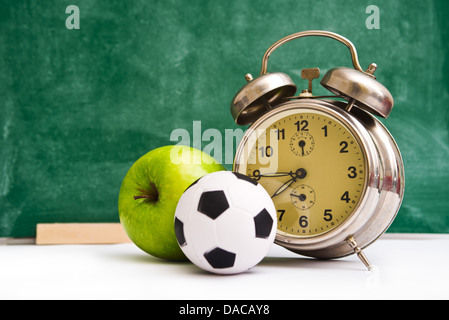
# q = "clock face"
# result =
<box><xmin>235</xmin><ymin>107</ymin><xmax>367</xmax><ymax>238</ymax></box>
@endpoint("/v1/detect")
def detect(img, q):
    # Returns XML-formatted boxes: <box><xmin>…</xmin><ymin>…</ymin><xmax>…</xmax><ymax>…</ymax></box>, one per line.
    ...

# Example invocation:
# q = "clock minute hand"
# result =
<box><xmin>271</xmin><ymin>178</ymin><xmax>295</xmax><ymax>198</ymax></box>
<box><xmin>270</xmin><ymin>168</ymin><xmax>307</xmax><ymax>198</ymax></box>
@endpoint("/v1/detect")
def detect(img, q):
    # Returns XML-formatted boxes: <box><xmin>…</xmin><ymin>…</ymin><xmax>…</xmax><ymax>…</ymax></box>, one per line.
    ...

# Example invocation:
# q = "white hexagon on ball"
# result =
<box><xmin>174</xmin><ymin>171</ymin><xmax>277</xmax><ymax>275</ymax></box>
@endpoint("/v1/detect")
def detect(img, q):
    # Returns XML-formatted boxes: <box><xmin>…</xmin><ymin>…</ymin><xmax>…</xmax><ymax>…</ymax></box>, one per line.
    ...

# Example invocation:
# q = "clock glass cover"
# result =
<box><xmin>236</xmin><ymin>107</ymin><xmax>367</xmax><ymax>238</ymax></box>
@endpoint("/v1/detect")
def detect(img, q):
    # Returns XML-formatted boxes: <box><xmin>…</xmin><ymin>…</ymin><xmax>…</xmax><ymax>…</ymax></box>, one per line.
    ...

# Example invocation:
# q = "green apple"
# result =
<box><xmin>118</xmin><ymin>145</ymin><xmax>225</xmax><ymax>260</ymax></box>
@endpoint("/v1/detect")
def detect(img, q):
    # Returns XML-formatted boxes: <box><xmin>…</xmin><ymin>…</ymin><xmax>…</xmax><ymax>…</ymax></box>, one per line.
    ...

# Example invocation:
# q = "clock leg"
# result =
<box><xmin>346</xmin><ymin>235</ymin><xmax>373</xmax><ymax>271</ymax></box>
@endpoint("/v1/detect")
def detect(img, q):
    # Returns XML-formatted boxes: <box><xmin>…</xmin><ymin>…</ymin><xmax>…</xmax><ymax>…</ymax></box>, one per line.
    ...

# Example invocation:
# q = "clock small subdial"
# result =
<box><xmin>290</xmin><ymin>131</ymin><xmax>315</xmax><ymax>156</ymax></box>
<box><xmin>290</xmin><ymin>184</ymin><xmax>316</xmax><ymax>210</ymax></box>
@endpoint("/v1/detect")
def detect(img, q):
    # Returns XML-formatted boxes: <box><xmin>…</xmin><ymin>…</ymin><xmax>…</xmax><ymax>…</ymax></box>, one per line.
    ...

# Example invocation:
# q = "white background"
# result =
<box><xmin>1</xmin><ymin>233</ymin><xmax>448</xmax><ymax>300</ymax></box>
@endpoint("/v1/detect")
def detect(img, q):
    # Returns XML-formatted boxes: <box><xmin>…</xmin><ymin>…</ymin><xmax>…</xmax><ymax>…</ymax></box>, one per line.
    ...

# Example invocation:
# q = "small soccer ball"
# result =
<box><xmin>174</xmin><ymin>171</ymin><xmax>276</xmax><ymax>274</ymax></box>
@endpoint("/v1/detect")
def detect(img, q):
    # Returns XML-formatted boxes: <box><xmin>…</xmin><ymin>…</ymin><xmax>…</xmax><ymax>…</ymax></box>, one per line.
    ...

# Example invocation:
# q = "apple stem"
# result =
<box><xmin>134</xmin><ymin>182</ymin><xmax>159</xmax><ymax>203</ymax></box>
<box><xmin>133</xmin><ymin>195</ymin><xmax>151</xmax><ymax>200</ymax></box>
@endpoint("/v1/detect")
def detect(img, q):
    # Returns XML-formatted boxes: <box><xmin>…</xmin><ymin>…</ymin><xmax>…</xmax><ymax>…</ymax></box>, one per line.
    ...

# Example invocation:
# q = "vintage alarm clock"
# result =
<box><xmin>231</xmin><ymin>30</ymin><xmax>404</xmax><ymax>270</ymax></box>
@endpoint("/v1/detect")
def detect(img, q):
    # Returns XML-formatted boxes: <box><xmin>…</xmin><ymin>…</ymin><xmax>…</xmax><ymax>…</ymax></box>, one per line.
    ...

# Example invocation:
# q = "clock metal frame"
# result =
<box><xmin>233</xmin><ymin>99</ymin><xmax>404</xmax><ymax>261</ymax></box>
<box><xmin>230</xmin><ymin>30</ymin><xmax>405</xmax><ymax>269</ymax></box>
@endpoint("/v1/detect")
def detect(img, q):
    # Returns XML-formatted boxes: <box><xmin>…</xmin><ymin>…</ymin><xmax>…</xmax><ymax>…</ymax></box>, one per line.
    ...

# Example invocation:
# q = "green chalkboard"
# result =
<box><xmin>1</xmin><ymin>0</ymin><xmax>448</xmax><ymax>237</ymax></box>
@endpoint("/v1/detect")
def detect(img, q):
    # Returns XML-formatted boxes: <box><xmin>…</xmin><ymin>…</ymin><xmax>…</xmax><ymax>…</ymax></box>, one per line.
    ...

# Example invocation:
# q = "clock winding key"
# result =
<box><xmin>301</xmin><ymin>67</ymin><xmax>320</xmax><ymax>94</ymax></box>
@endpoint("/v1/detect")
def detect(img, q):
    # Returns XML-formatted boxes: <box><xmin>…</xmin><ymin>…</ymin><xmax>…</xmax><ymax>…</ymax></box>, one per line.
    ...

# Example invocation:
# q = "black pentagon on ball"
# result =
<box><xmin>174</xmin><ymin>217</ymin><xmax>187</xmax><ymax>247</ymax></box>
<box><xmin>197</xmin><ymin>190</ymin><xmax>229</xmax><ymax>220</ymax></box>
<box><xmin>254</xmin><ymin>208</ymin><xmax>273</xmax><ymax>239</ymax></box>
<box><xmin>232</xmin><ymin>171</ymin><xmax>258</xmax><ymax>186</ymax></box>
<box><xmin>204</xmin><ymin>247</ymin><xmax>236</xmax><ymax>269</ymax></box>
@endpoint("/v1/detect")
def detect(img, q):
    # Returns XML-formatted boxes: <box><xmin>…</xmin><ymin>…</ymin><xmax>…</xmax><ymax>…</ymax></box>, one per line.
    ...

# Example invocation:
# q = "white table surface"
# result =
<box><xmin>1</xmin><ymin>233</ymin><xmax>448</xmax><ymax>300</ymax></box>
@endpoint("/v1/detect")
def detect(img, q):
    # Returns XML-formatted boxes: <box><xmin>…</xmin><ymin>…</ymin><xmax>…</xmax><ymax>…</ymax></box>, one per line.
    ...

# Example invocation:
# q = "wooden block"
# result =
<box><xmin>36</xmin><ymin>223</ymin><xmax>131</xmax><ymax>245</ymax></box>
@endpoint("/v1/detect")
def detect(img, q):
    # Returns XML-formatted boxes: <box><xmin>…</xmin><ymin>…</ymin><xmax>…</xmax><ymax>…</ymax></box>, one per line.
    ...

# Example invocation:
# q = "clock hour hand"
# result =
<box><xmin>248</xmin><ymin>171</ymin><xmax>292</xmax><ymax>180</ymax></box>
<box><xmin>259</xmin><ymin>172</ymin><xmax>291</xmax><ymax>177</ymax></box>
